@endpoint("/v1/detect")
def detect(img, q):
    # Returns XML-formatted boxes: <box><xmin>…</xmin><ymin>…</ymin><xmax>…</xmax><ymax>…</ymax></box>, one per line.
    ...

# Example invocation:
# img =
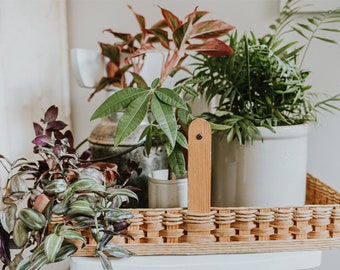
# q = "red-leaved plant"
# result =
<box><xmin>89</xmin><ymin>5</ymin><xmax>234</xmax><ymax>100</ymax></box>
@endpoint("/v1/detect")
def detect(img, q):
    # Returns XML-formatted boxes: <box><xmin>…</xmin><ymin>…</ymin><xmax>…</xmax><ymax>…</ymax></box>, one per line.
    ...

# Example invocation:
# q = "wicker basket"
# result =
<box><xmin>74</xmin><ymin>119</ymin><xmax>340</xmax><ymax>256</ymax></box>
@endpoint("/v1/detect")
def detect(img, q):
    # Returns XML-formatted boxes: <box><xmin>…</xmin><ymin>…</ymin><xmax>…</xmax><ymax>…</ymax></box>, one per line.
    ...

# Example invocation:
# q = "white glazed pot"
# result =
<box><xmin>148</xmin><ymin>169</ymin><xmax>188</xmax><ymax>208</ymax></box>
<box><xmin>211</xmin><ymin>125</ymin><xmax>309</xmax><ymax>207</ymax></box>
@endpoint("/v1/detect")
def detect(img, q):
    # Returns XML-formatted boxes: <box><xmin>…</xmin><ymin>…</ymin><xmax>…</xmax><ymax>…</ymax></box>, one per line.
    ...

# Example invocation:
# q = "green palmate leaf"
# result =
<box><xmin>154</xmin><ymin>87</ymin><xmax>187</xmax><ymax>109</ymax></box>
<box><xmin>151</xmin><ymin>78</ymin><xmax>160</xmax><ymax>88</ymax></box>
<box><xmin>13</xmin><ymin>219</ymin><xmax>29</xmax><ymax>248</ymax></box>
<box><xmin>44</xmin><ymin>233</ymin><xmax>64</xmax><ymax>262</ymax></box>
<box><xmin>91</xmin><ymin>88</ymin><xmax>147</xmax><ymax>120</ymax></box>
<box><xmin>138</xmin><ymin>124</ymin><xmax>154</xmax><ymax>155</ymax></box>
<box><xmin>176</xmin><ymin>131</ymin><xmax>188</xmax><ymax>149</ymax></box>
<box><xmin>18</xmin><ymin>208</ymin><xmax>46</xmax><ymax>231</ymax></box>
<box><xmin>115</xmin><ymin>91</ymin><xmax>149</xmax><ymax>146</ymax></box>
<box><xmin>43</xmin><ymin>179</ymin><xmax>68</xmax><ymax>195</ymax></box>
<box><xmin>151</xmin><ymin>95</ymin><xmax>178</xmax><ymax>147</ymax></box>
<box><xmin>168</xmin><ymin>144</ymin><xmax>186</xmax><ymax>178</ymax></box>
<box><xmin>177</xmin><ymin>107</ymin><xmax>191</xmax><ymax>125</ymax></box>
<box><xmin>1</xmin><ymin>204</ymin><xmax>17</xmax><ymax>233</ymax></box>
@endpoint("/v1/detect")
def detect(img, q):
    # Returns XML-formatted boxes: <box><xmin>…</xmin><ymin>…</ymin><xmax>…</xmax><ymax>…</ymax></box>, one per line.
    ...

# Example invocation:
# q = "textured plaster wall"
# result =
<box><xmin>0</xmin><ymin>0</ymin><xmax>71</xmax><ymax>162</ymax></box>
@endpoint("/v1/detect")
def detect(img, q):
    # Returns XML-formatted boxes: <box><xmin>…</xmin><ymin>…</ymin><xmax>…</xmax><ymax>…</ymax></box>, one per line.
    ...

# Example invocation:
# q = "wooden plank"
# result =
<box><xmin>187</xmin><ymin>118</ymin><xmax>212</xmax><ymax>213</ymax></box>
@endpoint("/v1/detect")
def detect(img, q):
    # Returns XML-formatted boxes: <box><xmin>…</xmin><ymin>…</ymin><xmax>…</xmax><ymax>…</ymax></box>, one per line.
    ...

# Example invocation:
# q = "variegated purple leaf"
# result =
<box><xmin>46</xmin><ymin>120</ymin><xmax>67</xmax><ymax>132</ymax></box>
<box><xmin>33</xmin><ymin>122</ymin><xmax>44</xmax><ymax>136</ymax></box>
<box><xmin>32</xmin><ymin>135</ymin><xmax>51</xmax><ymax>147</ymax></box>
<box><xmin>44</xmin><ymin>105</ymin><xmax>58</xmax><ymax>123</ymax></box>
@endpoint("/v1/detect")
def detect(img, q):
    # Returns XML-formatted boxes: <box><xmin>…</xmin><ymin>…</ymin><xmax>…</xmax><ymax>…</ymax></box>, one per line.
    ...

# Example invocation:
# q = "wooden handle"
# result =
<box><xmin>187</xmin><ymin>118</ymin><xmax>212</xmax><ymax>213</ymax></box>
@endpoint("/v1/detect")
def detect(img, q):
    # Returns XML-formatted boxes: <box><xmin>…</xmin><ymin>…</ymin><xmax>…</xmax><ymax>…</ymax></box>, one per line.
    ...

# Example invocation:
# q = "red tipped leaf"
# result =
<box><xmin>191</xmin><ymin>20</ymin><xmax>235</xmax><ymax>39</ymax></box>
<box><xmin>187</xmin><ymin>38</ymin><xmax>234</xmax><ymax>56</ymax></box>
<box><xmin>159</xmin><ymin>6</ymin><xmax>181</xmax><ymax>32</ymax></box>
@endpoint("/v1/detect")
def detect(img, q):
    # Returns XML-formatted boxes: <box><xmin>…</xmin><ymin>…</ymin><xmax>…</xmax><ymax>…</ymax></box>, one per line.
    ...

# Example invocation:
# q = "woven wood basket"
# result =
<box><xmin>74</xmin><ymin>119</ymin><xmax>340</xmax><ymax>256</ymax></box>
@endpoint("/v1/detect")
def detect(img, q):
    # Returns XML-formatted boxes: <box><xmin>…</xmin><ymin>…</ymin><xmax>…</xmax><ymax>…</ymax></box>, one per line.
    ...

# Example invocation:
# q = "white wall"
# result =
<box><xmin>0</xmin><ymin>0</ymin><xmax>71</xmax><ymax>162</ymax></box>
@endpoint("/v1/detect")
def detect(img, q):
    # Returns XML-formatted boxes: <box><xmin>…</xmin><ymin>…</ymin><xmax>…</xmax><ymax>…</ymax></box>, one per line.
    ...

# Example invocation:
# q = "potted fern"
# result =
<box><xmin>89</xmin><ymin>6</ymin><xmax>235</xmax><ymax>207</ymax></box>
<box><xmin>185</xmin><ymin>0</ymin><xmax>340</xmax><ymax>207</ymax></box>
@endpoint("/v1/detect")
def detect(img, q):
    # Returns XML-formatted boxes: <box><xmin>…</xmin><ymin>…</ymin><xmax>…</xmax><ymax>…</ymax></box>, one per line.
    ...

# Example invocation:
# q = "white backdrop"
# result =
<box><xmin>0</xmin><ymin>0</ymin><xmax>71</xmax><ymax>162</ymax></box>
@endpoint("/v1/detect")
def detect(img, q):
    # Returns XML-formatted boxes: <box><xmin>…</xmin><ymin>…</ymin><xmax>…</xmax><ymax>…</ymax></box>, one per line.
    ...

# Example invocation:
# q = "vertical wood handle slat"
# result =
<box><xmin>187</xmin><ymin>118</ymin><xmax>212</xmax><ymax>213</ymax></box>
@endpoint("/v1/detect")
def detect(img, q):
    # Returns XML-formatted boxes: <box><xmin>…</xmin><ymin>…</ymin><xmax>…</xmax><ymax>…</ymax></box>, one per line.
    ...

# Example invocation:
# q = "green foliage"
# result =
<box><xmin>188</xmin><ymin>0</ymin><xmax>340</xmax><ymax>143</ymax></box>
<box><xmin>0</xmin><ymin>106</ymin><xmax>137</xmax><ymax>270</ymax></box>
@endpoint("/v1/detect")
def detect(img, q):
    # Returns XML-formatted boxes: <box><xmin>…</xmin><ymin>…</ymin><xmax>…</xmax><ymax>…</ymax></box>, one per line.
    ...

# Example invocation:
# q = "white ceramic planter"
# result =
<box><xmin>211</xmin><ymin>125</ymin><xmax>309</xmax><ymax>207</ymax></box>
<box><xmin>148</xmin><ymin>169</ymin><xmax>188</xmax><ymax>208</ymax></box>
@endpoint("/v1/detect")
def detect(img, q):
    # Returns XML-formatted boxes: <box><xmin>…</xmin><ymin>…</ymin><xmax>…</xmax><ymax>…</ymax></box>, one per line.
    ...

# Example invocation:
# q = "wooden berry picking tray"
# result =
<box><xmin>75</xmin><ymin>119</ymin><xmax>340</xmax><ymax>256</ymax></box>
